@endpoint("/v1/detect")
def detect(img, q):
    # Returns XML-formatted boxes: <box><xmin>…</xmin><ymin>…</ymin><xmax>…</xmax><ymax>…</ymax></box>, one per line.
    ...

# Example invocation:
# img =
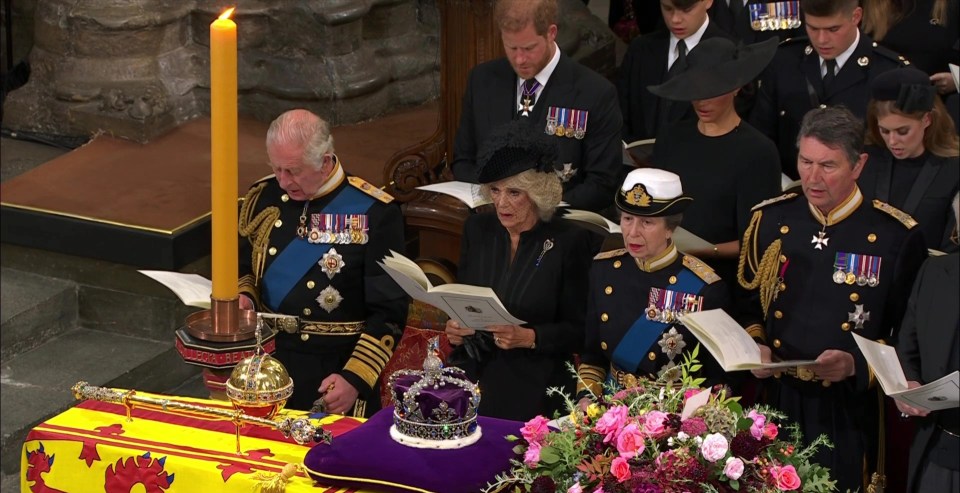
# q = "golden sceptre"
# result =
<box><xmin>71</xmin><ymin>381</ymin><xmax>331</xmax><ymax>454</ymax></box>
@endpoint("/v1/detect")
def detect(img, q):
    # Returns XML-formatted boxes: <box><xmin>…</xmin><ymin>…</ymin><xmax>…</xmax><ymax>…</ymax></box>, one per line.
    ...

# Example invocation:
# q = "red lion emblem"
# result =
<box><xmin>104</xmin><ymin>452</ymin><xmax>175</xmax><ymax>493</ymax></box>
<box><xmin>25</xmin><ymin>443</ymin><xmax>67</xmax><ymax>493</ymax></box>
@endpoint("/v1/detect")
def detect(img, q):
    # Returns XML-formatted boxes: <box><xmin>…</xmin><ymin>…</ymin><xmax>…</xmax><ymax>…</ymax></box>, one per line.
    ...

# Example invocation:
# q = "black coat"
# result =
<box><xmin>749</xmin><ymin>33</ymin><xmax>906</xmax><ymax>178</ymax></box>
<box><xmin>448</xmin><ymin>212</ymin><xmax>596</xmax><ymax>421</ymax></box>
<box><xmin>860</xmin><ymin>146</ymin><xmax>960</xmax><ymax>253</ymax></box>
<box><xmin>617</xmin><ymin>23</ymin><xmax>732</xmax><ymax>143</ymax></box>
<box><xmin>451</xmin><ymin>54</ymin><xmax>622</xmax><ymax>212</ymax></box>
<box><xmin>738</xmin><ymin>189</ymin><xmax>927</xmax><ymax>492</ymax></box>
<box><xmin>896</xmin><ymin>254</ymin><xmax>960</xmax><ymax>492</ymax></box>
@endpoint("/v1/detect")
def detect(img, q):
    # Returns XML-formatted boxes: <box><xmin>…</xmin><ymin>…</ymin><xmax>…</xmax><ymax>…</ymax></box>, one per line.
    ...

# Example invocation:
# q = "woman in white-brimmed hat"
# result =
<box><xmin>575</xmin><ymin>168</ymin><xmax>734</xmax><ymax>403</ymax></box>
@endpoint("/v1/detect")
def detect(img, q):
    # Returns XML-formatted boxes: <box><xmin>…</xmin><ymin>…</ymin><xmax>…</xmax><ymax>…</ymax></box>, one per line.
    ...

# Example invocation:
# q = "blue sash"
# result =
<box><xmin>611</xmin><ymin>268</ymin><xmax>705</xmax><ymax>372</ymax></box>
<box><xmin>262</xmin><ymin>185</ymin><xmax>374</xmax><ymax>311</ymax></box>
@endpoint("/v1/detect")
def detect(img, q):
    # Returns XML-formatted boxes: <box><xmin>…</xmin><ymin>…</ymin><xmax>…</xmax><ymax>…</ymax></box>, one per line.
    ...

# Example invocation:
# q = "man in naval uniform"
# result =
<box><xmin>738</xmin><ymin>106</ymin><xmax>927</xmax><ymax>492</ymax></box>
<box><xmin>238</xmin><ymin>109</ymin><xmax>408</xmax><ymax>417</ymax></box>
<box><xmin>749</xmin><ymin>0</ymin><xmax>907</xmax><ymax>179</ymax></box>
<box><xmin>576</xmin><ymin>168</ymin><xmax>733</xmax><ymax>403</ymax></box>
<box><xmin>451</xmin><ymin>0</ymin><xmax>622</xmax><ymax>213</ymax></box>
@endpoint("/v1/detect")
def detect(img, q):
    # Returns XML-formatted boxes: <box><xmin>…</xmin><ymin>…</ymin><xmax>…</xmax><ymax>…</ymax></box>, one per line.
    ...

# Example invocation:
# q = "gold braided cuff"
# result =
<box><xmin>745</xmin><ymin>324</ymin><xmax>766</xmax><ymax>343</ymax></box>
<box><xmin>577</xmin><ymin>363</ymin><xmax>606</xmax><ymax>395</ymax></box>
<box><xmin>343</xmin><ymin>333</ymin><xmax>394</xmax><ymax>391</ymax></box>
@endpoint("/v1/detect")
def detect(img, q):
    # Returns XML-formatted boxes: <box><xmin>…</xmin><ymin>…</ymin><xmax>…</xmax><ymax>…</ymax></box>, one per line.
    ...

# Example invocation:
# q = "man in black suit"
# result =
<box><xmin>895</xmin><ymin>194</ymin><xmax>960</xmax><ymax>493</ymax></box>
<box><xmin>749</xmin><ymin>0</ymin><xmax>907</xmax><ymax>179</ymax></box>
<box><xmin>451</xmin><ymin>0</ymin><xmax>622</xmax><ymax>213</ymax></box>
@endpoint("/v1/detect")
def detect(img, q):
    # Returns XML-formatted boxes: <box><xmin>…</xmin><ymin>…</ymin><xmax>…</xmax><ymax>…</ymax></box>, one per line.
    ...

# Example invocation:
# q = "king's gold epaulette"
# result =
<box><xmin>873</xmin><ymin>199</ymin><xmax>918</xmax><ymax>229</ymax></box>
<box><xmin>348</xmin><ymin>176</ymin><xmax>394</xmax><ymax>203</ymax></box>
<box><xmin>751</xmin><ymin>192</ymin><xmax>798</xmax><ymax>211</ymax></box>
<box><xmin>682</xmin><ymin>255</ymin><xmax>721</xmax><ymax>284</ymax></box>
<box><xmin>594</xmin><ymin>248</ymin><xmax>627</xmax><ymax>260</ymax></box>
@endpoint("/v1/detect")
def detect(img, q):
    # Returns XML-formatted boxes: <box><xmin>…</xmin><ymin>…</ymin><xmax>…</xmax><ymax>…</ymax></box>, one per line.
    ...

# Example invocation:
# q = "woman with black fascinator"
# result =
<box><xmin>860</xmin><ymin>66</ymin><xmax>960</xmax><ymax>253</ymax></box>
<box><xmin>443</xmin><ymin>120</ymin><xmax>598</xmax><ymax>421</ymax></box>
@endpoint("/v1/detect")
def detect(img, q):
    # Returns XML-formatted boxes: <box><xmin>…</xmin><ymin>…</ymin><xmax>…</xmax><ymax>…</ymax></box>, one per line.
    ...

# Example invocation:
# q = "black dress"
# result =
<box><xmin>860</xmin><ymin>146</ymin><xmax>959</xmax><ymax>253</ymax></box>
<box><xmin>448</xmin><ymin>212</ymin><xmax>597</xmax><ymax>421</ymax></box>
<box><xmin>653</xmin><ymin>119</ymin><xmax>782</xmax><ymax>299</ymax></box>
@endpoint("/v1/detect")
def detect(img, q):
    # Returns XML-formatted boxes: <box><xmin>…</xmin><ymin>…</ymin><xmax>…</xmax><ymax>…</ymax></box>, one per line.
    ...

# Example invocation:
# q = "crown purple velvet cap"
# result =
<box><xmin>387</xmin><ymin>337</ymin><xmax>481</xmax><ymax>446</ymax></box>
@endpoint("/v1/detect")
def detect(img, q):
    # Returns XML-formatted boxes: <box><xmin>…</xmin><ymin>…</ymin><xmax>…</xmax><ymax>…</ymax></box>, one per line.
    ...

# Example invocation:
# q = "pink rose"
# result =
<box><xmin>770</xmin><ymin>464</ymin><xmax>801</xmax><ymax>491</ymax></box>
<box><xmin>699</xmin><ymin>433</ymin><xmax>729</xmax><ymax>463</ymax></box>
<box><xmin>521</xmin><ymin>415</ymin><xmax>551</xmax><ymax>444</ymax></box>
<box><xmin>523</xmin><ymin>441</ymin><xmax>541</xmax><ymax>467</ymax></box>
<box><xmin>747</xmin><ymin>410</ymin><xmax>766</xmax><ymax>440</ymax></box>
<box><xmin>723</xmin><ymin>457</ymin><xmax>744</xmax><ymax>480</ymax></box>
<box><xmin>763</xmin><ymin>422</ymin><xmax>779</xmax><ymax>439</ymax></box>
<box><xmin>595</xmin><ymin>405</ymin><xmax>629</xmax><ymax>443</ymax></box>
<box><xmin>610</xmin><ymin>456</ymin><xmax>631</xmax><ymax>483</ymax></box>
<box><xmin>616</xmin><ymin>423</ymin><xmax>645</xmax><ymax>458</ymax></box>
<box><xmin>683</xmin><ymin>388</ymin><xmax>701</xmax><ymax>400</ymax></box>
<box><xmin>567</xmin><ymin>483</ymin><xmax>583</xmax><ymax>493</ymax></box>
<box><xmin>641</xmin><ymin>410</ymin><xmax>669</xmax><ymax>437</ymax></box>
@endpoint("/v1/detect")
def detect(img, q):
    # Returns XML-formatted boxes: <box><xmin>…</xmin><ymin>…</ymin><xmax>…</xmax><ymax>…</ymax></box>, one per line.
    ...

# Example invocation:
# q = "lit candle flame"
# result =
<box><xmin>219</xmin><ymin>7</ymin><xmax>235</xmax><ymax>20</ymax></box>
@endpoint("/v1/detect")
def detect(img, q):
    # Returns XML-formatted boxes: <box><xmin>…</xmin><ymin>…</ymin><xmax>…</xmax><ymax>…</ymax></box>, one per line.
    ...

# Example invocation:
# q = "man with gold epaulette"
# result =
<box><xmin>749</xmin><ymin>0</ymin><xmax>908</xmax><ymax>179</ymax></box>
<box><xmin>576</xmin><ymin>169</ymin><xmax>733</xmax><ymax>405</ymax></box>
<box><xmin>237</xmin><ymin>109</ymin><xmax>408</xmax><ymax>417</ymax></box>
<box><xmin>738</xmin><ymin>106</ymin><xmax>927</xmax><ymax>493</ymax></box>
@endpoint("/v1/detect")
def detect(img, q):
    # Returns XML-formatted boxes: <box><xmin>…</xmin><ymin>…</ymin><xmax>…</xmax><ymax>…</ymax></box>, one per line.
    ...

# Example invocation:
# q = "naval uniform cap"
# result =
<box><xmin>615</xmin><ymin>168</ymin><xmax>692</xmax><ymax>217</ymax></box>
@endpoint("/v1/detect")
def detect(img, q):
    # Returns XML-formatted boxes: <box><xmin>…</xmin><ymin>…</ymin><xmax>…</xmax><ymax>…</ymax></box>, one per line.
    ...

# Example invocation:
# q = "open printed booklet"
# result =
<box><xmin>139</xmin><ymin>270</ymin><xmax>213</xmax><ymax>309</ymax></box>
<box><xmin>622</xmin><ymin>138</ymin><xmax>656</xmax><ymax>167</ymax></box>
<box><xmin>561</xmin><ymin>209</ymin><xmax>714</xmax><ymax>252</ymax></box>
<box><xmin>416</xmin><ymin>181</ymin><xmax>490</xmax><ymax>209</ymax></box>
<box><xmin>378</xmin><ymin>250</ymin><xmax>525</xmax><ymax>328</ymax></box>
<box><xmin>852</xmin><ymin>333</ymin><xmax>959</xmax><ymax>411</ymax></box>
<box><xmin>680</xmin><ymin>309</ymin><xmax>816</xmax><ymax>372</ymax></box>
<box><xmin>781</xmin><ymin>173</ymin><xmax>801</xmax><ymax>191</ymax></box>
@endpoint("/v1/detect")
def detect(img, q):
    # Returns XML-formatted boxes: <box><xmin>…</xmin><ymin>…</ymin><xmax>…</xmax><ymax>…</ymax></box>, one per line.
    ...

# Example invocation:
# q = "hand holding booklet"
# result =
<box><xmin>378</xmin><ymin>250</ymin><xmax>525</xmax><ymax>329</ymax></box>
<box><xmin>852</xmin><ymin>333</ymin><xmax>959</xmax><ymax>412</ymax></box>
<box><xmin>680</xmin><ymin>309</ymin><xmax>816</xmax><ymax>372</ymax></box>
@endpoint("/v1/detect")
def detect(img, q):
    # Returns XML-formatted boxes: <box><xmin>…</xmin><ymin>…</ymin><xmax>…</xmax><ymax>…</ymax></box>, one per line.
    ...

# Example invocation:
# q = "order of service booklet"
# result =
<box><xmin>416</xmin><ymin>181</ymin><xmax>491</xmax><ymax>209</ymax></box>
<box><xmin>852</xmin><ymin>333</ymin><xmax>959</xmax><ymax>412</ymax></box>
<box><xmin>680</xmin><ymin>309</ymin><xmax>817</xmax><ymax>372</ymax></box>
<box><xmin>561</xmin><ymin>209</ymin><xmax>714</xmax><ymax>252</ymax></box>
<box><xmin>378</xmin><ymin>250</ymin><xmax>525</xmax><ymax>329</ymax></box>
<box><xmin>622</xmin><ymin>138</ymin><xmax>656</xmax><ymax>167</ymax></box>
<box><xmin>139</xmin><ymin>270</ymin><xmax>213</xmax><ymax>309</ymax></box>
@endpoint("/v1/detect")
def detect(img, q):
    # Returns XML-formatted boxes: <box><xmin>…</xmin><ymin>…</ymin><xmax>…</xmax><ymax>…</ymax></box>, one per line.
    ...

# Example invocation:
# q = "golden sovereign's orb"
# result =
<box><xmin>225</xmin><ymin>354</ymin><xmax>293</xmax><ymax>419</ymax></box>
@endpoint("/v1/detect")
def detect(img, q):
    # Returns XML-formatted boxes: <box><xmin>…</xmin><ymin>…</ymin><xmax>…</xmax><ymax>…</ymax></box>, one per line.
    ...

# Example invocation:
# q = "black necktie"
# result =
<box><xmin>667</xmin><ymin>41</ymin><xmax>688</xmax><ymax>79</ymax></box>
<box><xmin>729</xmin><ymin>0</ymin><xmax>744</xmax><ymax>16</ymax></box>
<box><xmin>519</xmin><ymin>78</ymin><xmax>541</xmax><ymax>117</ymax></box>
<box><xmin>823</xmin><ymin>59</ymin><xmax>837</xmax><ymax>89</ymax></box>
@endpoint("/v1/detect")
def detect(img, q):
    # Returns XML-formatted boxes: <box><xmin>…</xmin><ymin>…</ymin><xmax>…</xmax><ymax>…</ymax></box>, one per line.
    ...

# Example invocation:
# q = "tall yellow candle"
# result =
<box><xmin>210</xmin><ymin>8</ymin><xmax>238</xmax><ymax>301</ymax></box>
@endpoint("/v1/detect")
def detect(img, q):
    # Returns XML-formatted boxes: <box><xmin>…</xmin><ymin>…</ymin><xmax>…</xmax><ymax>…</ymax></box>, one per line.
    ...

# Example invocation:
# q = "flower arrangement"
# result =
<box><xmin>486</xmin><ymin>349</ymin><xmax>837</xmax><ymax>493</ymax></box>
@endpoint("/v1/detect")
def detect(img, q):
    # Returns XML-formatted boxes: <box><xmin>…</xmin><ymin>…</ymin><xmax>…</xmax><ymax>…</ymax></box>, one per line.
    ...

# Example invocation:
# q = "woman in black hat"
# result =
<box><xmin>443</xmin><ymin>120</ymin><xmax>598</xmax><ymax>421</ymax></box>
<box><xmin>860</xmin><ymin>66</ymin><xmax>960</xmax><ymax>253</ymax></box>
<box><xmin>575</xmin><ymin>168</ymin><xmax>733</xmax><ymax>406</ymax></box>
<box><xmin>647</xmin><ymin>36</ymin><xmax>782</xmax><ymax>307</ymax></box>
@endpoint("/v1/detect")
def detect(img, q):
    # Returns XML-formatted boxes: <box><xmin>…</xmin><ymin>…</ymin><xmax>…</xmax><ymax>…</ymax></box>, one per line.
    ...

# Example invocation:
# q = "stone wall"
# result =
<box><xmin>2</xmin><ymin>0</ymin><xmax>614</xmax><ymax>143</ymax></box>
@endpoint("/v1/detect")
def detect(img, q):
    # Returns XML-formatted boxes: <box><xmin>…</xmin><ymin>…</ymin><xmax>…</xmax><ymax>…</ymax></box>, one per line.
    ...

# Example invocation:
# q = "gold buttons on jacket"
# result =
<box><xmin>849</xmin><ymin>293</ymin><xmax>859</xmax><ymax>302</ymax></box>
<box><xmin>307</xmin><ymin>280</ymin><xmax>316</xmax><ymax>289</ymax></box>
<box><xmin>613</xmin><ymin>260</ymin><xmax>622</xmax><ymax>269</ymax></box>
<box><xmin>669</xmin><ymin>276</ymin><xmax>677</xmax><ymax>284</ymax></box>
<box><xmin>822</xmin><ymin>380</ymin><xmax>832</xmax><ymax>388</ymax></box>
<box><xmin>780</xmin><ymin>226</ymin><xmax>789</xmax><ymax>234</ymax></box>
<box><xmin>780</xmin><ymin>254</ymin><xmax>787</xmax><ymax>263</ymax></box>
<box><xmin>773</xmin><ymin>339</ymin><xmax>782</xmax><ymax>348</ymax></box>
<box><xmin>268</xmin><ymin>247</ymin><xmax>278</xmax><ymax>255</ymax></box>
<box><xmin>274</xmin><ymin>219</ymin><xmax>283</xmax><ymax>228</ymax></box>
<box><xmin>303</xmin><ymin>308</ymin><xmax>312</xmax><ymax>316</ymax></box>
<box><xmin>648</xmin><ymin>352</ymin><xmax>656</xmax><ymax>361</ymax></box>
<box><xmin>779</xmin><ymin>282</ymin><xmax>787</xmax><ymax>292</ymax></box>
<box><xmin>867</xmin><ymin>234</ymin><xmax>877</xmax><ymax>243</ymax></box>
<box><xmin>841</xmin><ymin>322</ymin><xmax>851</xmax><ymax>331</ymax></box>
<box><xmin>604</xmin><ymin>286</ymin><xmax>613</xmax><ymax>295</ymax></box>
<box><xmin>600</xmin><ymin>342</ymin><xmax>608</xmax><ymax>350</ymax></box>
<box><xmin>301</xmin><ymin>333</ymin><xmax>310</xmax><ymax>341</ymax></box>
<box><xmin>281</xmin><ymin>194</ymin><xmax>290</xmax><ymax>202</ymax></box>
<box><xmin>601</xmin><ymin>313</ymin><xmax>609</xmax><ymax>322</ymax></box>
<box><xmin>774</xmin><ymin>310</ymin><xmax>783</xmax><ymax>319</ymax></box>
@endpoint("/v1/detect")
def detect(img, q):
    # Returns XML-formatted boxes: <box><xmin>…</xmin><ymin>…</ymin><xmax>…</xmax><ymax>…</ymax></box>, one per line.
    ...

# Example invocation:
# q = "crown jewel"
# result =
<box><xmin>387</xmin><ymin>337</ymin><xmax>482</xmax><ymax>449</ymax></box>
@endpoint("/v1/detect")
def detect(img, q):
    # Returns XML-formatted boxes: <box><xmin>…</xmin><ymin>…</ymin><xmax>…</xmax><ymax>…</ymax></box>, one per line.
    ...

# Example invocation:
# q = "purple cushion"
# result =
<box><xmin>303</xmin><ymin>406</ymin><xmax>521</xmax><ymax>493</ymax></box>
